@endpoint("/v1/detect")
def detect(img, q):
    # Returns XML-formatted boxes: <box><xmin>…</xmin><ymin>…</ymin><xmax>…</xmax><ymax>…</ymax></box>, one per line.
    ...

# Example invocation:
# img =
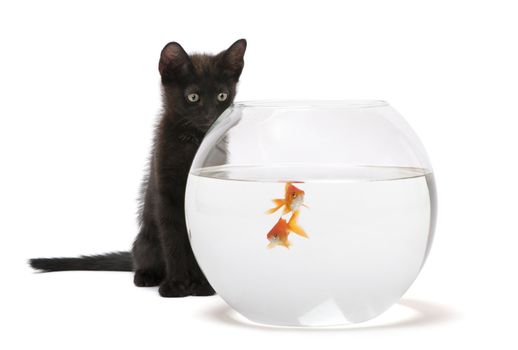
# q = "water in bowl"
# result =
<box><xmin>185</xmin><ymin>164</ymin><xmax>436</xmax><ymax>326</ymax></box>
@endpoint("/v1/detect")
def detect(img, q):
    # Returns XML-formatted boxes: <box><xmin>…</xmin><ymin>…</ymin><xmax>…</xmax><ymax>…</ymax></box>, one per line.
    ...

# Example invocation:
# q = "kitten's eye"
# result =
<box><xmin>217</xmin><ymin>92</ymin><xmax>228</xmax><ymax>102</ymax></box>
<box><xmin>187</xmin><ymin>93</ymin><xmax>200</xmax><ymax>103</ymax></box>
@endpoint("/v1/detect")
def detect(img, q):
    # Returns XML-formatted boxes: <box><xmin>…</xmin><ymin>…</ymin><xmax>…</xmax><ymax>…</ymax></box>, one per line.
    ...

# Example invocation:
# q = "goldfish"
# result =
<box><xmin>266</xmin><ymin>182</ymin><xmax>308</xmax><ymax>215</ymax></box>
<box><xmin>266</xmin><ymin>210</ymin><xmax>308</xmax><ymax>249</ymax></box>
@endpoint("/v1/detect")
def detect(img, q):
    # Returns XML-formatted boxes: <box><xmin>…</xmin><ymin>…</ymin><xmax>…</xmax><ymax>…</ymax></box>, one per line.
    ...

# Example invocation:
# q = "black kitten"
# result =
<box><xmin>30</xmin><ymin>39</ymin><xmax>247</xmax><ymax>297</ymax></box>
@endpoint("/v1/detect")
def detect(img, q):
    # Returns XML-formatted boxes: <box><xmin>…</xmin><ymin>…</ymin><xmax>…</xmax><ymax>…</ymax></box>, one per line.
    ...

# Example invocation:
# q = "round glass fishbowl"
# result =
<box><xmin>185</xmin><ymin>100</ymin><xmax>436</xmax><ymax>327</ymax></box>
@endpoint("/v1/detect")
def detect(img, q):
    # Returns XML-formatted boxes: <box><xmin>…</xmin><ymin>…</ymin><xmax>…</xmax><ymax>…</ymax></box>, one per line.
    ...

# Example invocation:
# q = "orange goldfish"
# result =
<box><xmin>266</xmin><ymin>210</ymin><xmax>308</xmax><ymax>249</ymax></box>
<box><xmin>266</xmin><ymin>182</ymin><xmax>307</xmax><ymax>215</ymax></box>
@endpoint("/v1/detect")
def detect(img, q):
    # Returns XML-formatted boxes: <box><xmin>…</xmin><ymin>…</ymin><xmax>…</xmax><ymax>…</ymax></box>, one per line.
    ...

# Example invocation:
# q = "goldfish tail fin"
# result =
<box><xmin>265</xmin><ymin>199</ymin><xmax>285</xmax><ymax>214</ymax></box>
<box><xmin>288</xmin><ymin>211</ymin><xmax>308</xmax><ymax>238</ymax></box>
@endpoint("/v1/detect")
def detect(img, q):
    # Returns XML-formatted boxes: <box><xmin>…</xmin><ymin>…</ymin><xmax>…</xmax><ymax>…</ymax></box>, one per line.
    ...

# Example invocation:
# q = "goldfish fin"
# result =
<box><xmin>288</xmin><ymin>211</ymin><xmax>308</xmax><ymax>238</ymax></box>
<box><xmin>302</xmin><ymin>203</ymin><xmax>309</xmax><ymax>209</ymax></box>
<box><xmin>267</xmin><ymin>242</ymin><xmax>276</xmax><ymax>249</ymax></box>
<box><xmin>265</xmin><ymin>199</ymin><xmax>284</xmax><ymax>214</ymax></box>
<box><xmin>282</xmin><ymin>206</ymin><xmax>291</xmax><ymax>214</ymax></box>
<box><xmin>282</xmin><ymin>240</ymin><xmax>291</xmax><ymax>248</ymax></box>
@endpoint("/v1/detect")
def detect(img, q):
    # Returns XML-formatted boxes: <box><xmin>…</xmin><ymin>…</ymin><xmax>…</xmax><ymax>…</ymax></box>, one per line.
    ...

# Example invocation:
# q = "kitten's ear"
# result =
<box><xmin>158</xmin><ymin>42</ymin><xmax>192</xmax><ymax>82</ymax></box>
<box><xmin>219</xmin><ymin>39</ymin><xmax>247</xmax><ymax>81</ymax></box>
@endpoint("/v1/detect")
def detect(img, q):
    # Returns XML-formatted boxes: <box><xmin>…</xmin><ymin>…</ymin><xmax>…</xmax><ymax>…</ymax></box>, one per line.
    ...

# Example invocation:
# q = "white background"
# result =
<box><xmin>1</xmin><ymin>0</ymin><xmax>517</xmax><ymax>349</ymax></box>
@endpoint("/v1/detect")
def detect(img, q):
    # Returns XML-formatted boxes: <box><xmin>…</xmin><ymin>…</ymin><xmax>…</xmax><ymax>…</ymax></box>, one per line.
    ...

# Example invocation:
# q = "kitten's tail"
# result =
<box><xmin>29</xmin><ymin>251</ymin><xmax>133</xmax><ymax>272</ymax></box>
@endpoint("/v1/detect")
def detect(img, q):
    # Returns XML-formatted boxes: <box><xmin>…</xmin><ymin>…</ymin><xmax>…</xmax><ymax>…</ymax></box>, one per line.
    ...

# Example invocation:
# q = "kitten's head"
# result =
<box><xmin>158</xmin><ymin>39</ymin><xmax>247</xmax><ymax>130</ymax></box>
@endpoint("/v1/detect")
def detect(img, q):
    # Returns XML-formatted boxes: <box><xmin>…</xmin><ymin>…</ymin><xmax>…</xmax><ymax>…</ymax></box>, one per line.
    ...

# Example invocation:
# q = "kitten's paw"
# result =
<box><xmin>159</xmin><ymin>280</ymin><xmax>190</xmax><ymax>297</ymax></box>
<box><xmin>134</xmin><ymin>270</ymin><xmax>163</xmax><ymax>287</ymax></box>
<box><xmin>190</xmin><ymin>280</ymin><xmax>216</xmax><ymax>296</ymax></box>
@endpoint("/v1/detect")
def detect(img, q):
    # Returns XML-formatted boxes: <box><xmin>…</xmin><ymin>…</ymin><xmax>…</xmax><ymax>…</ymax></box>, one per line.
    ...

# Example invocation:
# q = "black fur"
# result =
<box><xmin>29</xmin><ymin>39</ymin><xmax>247</xmax><ymax>297</ymax></box>
<box><xmin>30</xmin><ymin>252</ymin><xmax>133</xmax><ymax>272</ymax></box>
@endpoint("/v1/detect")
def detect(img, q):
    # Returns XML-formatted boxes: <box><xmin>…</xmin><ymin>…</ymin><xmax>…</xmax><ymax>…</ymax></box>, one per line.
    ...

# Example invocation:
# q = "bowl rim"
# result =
<box><xmin>233</xmin><ymin>99</ymin><xmax>389</xmax><ymax>109</ymax></box>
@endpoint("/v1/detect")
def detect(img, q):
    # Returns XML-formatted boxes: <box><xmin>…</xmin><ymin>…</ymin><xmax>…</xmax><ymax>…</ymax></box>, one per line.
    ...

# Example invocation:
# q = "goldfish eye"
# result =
<box><xmin>292</xmin><ymin>192</ymin><xmax>297</xmax><ymax>198</ymax></box>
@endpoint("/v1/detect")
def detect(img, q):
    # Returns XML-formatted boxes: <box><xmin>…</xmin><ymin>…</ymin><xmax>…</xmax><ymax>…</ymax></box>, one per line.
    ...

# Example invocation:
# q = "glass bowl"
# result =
<box><xmin>185</xmin><ymin>100</ymin><xmax>436</xmax><ymax>327</ymax></box>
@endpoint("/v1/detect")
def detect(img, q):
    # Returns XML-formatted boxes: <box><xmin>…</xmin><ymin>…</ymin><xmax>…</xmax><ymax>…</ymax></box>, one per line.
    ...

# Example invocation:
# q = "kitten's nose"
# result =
<box><xmin>204</xmin><ymin>107</ymin><xmax>219</xmax><ymax>123</ymax></box>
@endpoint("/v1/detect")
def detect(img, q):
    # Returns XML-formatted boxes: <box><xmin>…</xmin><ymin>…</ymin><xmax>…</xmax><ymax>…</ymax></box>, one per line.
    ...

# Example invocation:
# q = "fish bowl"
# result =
<box><xmin>185</xmin><ymin>100</ymin><xmax>437</xmax><ymax>327</ymax></box>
